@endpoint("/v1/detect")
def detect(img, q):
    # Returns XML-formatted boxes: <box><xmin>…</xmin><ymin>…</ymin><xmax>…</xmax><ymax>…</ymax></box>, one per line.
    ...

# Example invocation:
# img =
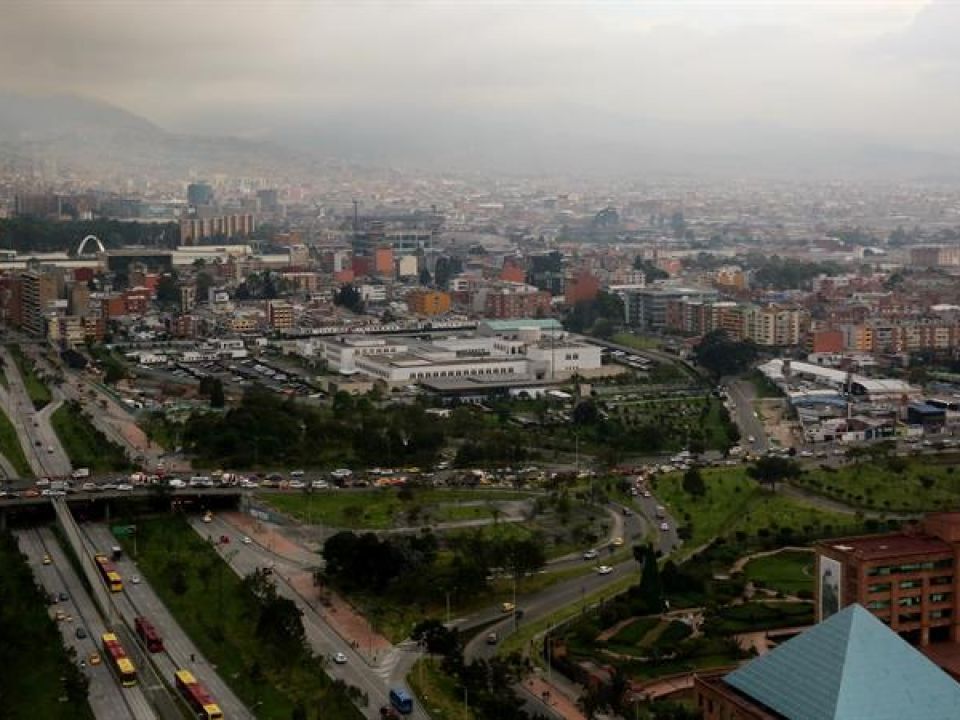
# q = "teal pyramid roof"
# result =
<box><xmin>725</xmin><ymin>604</ymin><xmax>960</xmax><ymax>719</ymax></box>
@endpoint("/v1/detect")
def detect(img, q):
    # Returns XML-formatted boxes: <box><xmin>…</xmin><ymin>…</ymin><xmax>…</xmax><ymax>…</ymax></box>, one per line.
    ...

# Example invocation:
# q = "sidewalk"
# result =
<box><xmin>522</xmin><ymin>674</ymin><xmax>587</xmax><ymax>720</ymax></box>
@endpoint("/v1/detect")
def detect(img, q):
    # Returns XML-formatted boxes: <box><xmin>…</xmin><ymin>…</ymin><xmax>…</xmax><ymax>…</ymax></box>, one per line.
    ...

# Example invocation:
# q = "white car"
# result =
<box><xmin>595</xmin><ymin>565</ymin><xmax>613</xmax><ymax>575</ymax></box>
<box><xmin>333</xmin><ymin>652</ymin><xmax>347</xmax><ymax>664</ymax></box>
<box><xmin>131</xmin><ymin>576</ymin><xmax>141</xmax><ymax>585</ymax></box>
<box><xmin>582</xmin><ymin>549</ymin><xmax>599</xmax><ymax>560</ymax></box>
<box><xmin>659</xmin><ymin>522</ymin><xmax>670</xmax><ymax>532</ymax></box>
<box><xmin>241</xmin><ymin>536</ymin><xmax>252</xmax><ymax>545</ymax></box>
<box><xmin>116</xmin><ymin>484</ymin><xmax>133</xmax><ymax>492</ymax></box>
<box><xmin>642</xmin><ymin>490</ymin><xmax>652</xmax><ymax>498</ymax></box>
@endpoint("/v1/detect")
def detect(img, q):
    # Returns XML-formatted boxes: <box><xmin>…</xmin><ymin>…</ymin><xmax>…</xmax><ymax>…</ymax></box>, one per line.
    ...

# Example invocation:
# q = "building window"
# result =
<box><xmin>930</xmin><ymin>593</ymin><xmax>952</xmax><ymax>604</ymax></box>
<box><xmin>867</xmin><ymin>600</ymin><xmax>891</xmax><ymax>610</ymax></box>
<box><xmin>868</xmin><ymin>583</ymin><xmax>891</xmax><ymax>594</ymax></box>
<box><xmin>899</xmin><ymin>580</ymin><xmax>923</xmax><ymax>590</ymax></box>
<box><xmin>931</xmin><ymin>575</ymin><xmax>953</xmax><ymax>586</ymax></box>
<box><xmin>931</xmin><ymin>609</ymin><xmax>953</xmax><ymax>620</ymax></box>
<box><xmin>898</xmin><ymin>596</ymin><xmax>922</xmax><ymax>607</ymax></box>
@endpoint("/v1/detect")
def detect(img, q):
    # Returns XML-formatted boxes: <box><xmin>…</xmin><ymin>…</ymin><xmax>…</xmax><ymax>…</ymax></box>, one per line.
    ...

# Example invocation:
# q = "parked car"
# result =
<box><xmin>582</xmin><ymin>549</ymin><xmax>599</xmax><ymax>560</ymax></box>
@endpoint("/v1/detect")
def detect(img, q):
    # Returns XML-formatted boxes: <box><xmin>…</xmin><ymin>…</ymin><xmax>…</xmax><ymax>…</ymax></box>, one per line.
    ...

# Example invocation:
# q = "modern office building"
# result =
<box><xmin>623</xmin><ymin>287</ymin><xmax>718</xmax><ymax>330</ymax></box>
<box><xmin>18</xmin><ymin>270</ymin><xmax>59</xmax><ymax>336</ymax></box>
<box><xmin>694</xmin><ymin>604</ymin><xmax>960</xmax><ymax>719</ymax></box>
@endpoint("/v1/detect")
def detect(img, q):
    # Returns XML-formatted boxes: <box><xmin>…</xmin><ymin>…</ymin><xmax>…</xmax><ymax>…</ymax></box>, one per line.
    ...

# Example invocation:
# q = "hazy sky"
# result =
<box><xmin>2</xmin><ymin>0</ymin><xmax>959</xmax><ymax>150</ymax></box>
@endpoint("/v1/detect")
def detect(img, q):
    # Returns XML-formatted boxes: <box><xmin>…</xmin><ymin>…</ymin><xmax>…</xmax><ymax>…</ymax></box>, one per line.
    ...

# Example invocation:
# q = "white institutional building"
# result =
<box><xmin>320</xmin><ymin>319</ymin><xmax>602</xmax><ymax>384</ymax></box>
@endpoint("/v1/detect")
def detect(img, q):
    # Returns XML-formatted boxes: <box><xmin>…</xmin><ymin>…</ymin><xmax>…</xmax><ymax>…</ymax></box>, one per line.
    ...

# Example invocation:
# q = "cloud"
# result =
<box><xmin>0</xmin><ymin>0</ymin><xmax>954</xmax><ymax>155</ymax></box>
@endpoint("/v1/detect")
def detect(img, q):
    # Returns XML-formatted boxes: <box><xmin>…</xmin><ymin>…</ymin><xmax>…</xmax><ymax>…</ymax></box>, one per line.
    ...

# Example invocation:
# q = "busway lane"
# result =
<box><xmin>15</xmin><ymin>528</ymin><xmax>157</xmax><ymax>720</ymax></box>
<box><xmin>82</xmin><ymin>523</ymin><xmax>255</xmax><ymax>720</ymax></box>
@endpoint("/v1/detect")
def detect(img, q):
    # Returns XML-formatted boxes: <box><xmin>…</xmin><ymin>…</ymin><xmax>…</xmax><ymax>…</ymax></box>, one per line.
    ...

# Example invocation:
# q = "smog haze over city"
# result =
<box><xmin>3</xmin><ymin>0</ymin><xmax>960</xmax><ymax>176</ymax></box>
<box><xmin>8</xmin><ymin>3</ymin><xmax>960</xmax><ymax>720</ymax></box>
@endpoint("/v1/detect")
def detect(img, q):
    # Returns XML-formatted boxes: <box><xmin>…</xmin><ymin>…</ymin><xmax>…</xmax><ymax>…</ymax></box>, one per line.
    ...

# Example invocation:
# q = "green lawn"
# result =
<box><xmin>747</xmin><ymin>370</ymin><xmax>783</xmax><ymax>399</ymax></box>
<box><xmin>651</xmin><ymin>467</ymin><xmax>856</xmax><ymax>555</ymax></box>
<box><xmin>612</xmin><ymin>332</ymin><xmax>660</xmax><ymax>351</ymax></box>
<box><xmin>409</xmin><ymin>659</ymin><xmax>475</xmax><ymax>720</ymax></box>
<box><xmin>51</xmin><ymin>402</ymin><xmax>131</xmax><ymax>472</ymax></box>
<box><xmin>607</xmin><ymin>616</ymin><xmax>660</xmax><ymax>648</ymax></box>
<box><xmin>9</xmin><ymin>345</ymin><xmax>52</xmax><ymax>410</ymax></box>
<box><xmin>794</xmin><ymin>456</ymin><xmax>960</xmax><ymax>513</ymax></box>
<box><xmin>743</xmin><ymin>550</ymin><xmax>814</xmax><ymax>596</ymax></box>
<box><xmin>118</xmin><ymin>516</ymin><xmax>362</xmax><ymax>720</ymax></box>
<box><xmin>0</xmin><ymin>404</ymin><xmax>32</xmax><ymax>477</ymax></box>
<box><xmin>707</xmin><ymin>601</ymin><xmax>813</xmax><ymax>635</ymax></box>
<box><xmin>259</xmin><ymin>488</ymin><xmax>535</xmax><ymax>530</ymax></box>
<box><xmin>0</xmin><ymin>531</ymin><xmax>93</xmax><ymax>719</ymax></box>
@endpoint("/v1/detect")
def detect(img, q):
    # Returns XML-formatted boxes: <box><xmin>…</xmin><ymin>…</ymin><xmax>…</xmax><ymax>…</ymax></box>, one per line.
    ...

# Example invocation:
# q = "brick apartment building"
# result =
<box><xmin>406</xmin><ymin>289</ymin><xmax>451</xmax><ymax>316</ymax></box>
<box><xmin>814</xmin><ymin>513</ymin><xmax>960</xmax><ymax>650</ymax></box>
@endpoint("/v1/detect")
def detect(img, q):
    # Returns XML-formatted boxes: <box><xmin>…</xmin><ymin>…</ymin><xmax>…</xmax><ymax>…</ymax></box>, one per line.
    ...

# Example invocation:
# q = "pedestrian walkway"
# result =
<box><xmin>523</xmin><ymin>674</ymin><xmax>586</xmax><ymax>720</ymax></box>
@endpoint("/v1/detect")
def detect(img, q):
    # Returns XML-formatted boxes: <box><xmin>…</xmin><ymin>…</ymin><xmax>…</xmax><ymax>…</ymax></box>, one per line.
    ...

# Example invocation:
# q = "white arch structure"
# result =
<box><xmin>77</xmin><ymin>235</ymin><xmax>105</xmax><ymax>256</ymax></box>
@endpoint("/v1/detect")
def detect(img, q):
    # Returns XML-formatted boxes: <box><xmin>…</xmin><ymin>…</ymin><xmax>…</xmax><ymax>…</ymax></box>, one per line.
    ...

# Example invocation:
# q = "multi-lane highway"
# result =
<box><xmin>16</xmin><ymin>527</ymin><xmax>157</xmax><ymax>720</ymax></box>
<box><xmin>193</xmin><ymin>513</ymin><xmax>430</xmax><ymax>720</ymax></box>
<box><xmin>0</xmin><ymin>346</ymin><xmax>72</xmax><ymax>477</ymax></box>
<box><xmin>79</xmin><ymin>523</ymin><xmax>255</xmax><ymax>720</ymax></box>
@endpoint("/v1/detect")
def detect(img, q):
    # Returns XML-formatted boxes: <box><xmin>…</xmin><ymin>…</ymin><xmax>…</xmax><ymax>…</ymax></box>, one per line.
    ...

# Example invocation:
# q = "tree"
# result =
<box><xmin>412</xmin><ymin>619</ymin><xmax>461</xmax><ymax>659</ymax></box>
<box><xmin>692</xmin><ymin>330</ymin><xmax>759</xmax><ymax>378</ymax></box>
<box><xmin>572</xmin><ymin>399</ymin><xmax>599</xmax><ymax>426</ymax></box>
<box><xmin>418</xmin><ymin>267</ymin><xmax>433</xmax><ymax>286</ymax></box>
<box><xmin>155</xmin><ymin>272</ymin><xmax>179</xmax><ymax>305</ymax></box>
<box><xmin>209</xmin><ymin>378</ymin><xmax>225</xmax><ymax>408</ymax></box>
<box><xmin>747</xmin><ymin>456</ymin><xmax>802</xmax><ymax>492</ymax></box>
<box><xmin>633</xmin><ymin>257</ymin><xmax>669</xmax><ymax>281</ymax></box>
<box><xmin>635</xmin><ymin>544</ymin><xmax>664</xmax><ymax>613</ymax></box>
<box><xmin>333</xmin><ymin>283</ymin><xmax>364</xmax><ymax>313</ymax></box>
<box><xmin>682</xmin><ymin>466</ymin><xmax>705</xmax><ymax>497</ymax></box>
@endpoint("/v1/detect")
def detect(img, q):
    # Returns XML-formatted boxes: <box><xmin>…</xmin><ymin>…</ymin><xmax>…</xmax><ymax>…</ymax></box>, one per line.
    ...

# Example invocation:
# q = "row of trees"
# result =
<box><xmin>321</xmin><ymin>529</ymin><xmax>548</xmax><ymax>600</ymax></box>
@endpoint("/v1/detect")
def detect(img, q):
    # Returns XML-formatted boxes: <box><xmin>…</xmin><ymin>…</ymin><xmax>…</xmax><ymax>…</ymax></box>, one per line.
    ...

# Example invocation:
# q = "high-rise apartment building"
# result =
<box><xmin>19</xmin><ymin>271</ymin><xmax>58</xmax><ymax>336</ymax></box>
<box><xmin>266</xmin><ymin>299</ymin><xmax>294</xmax><ymax>330</ymax></box>
<box><xmin>179</xmin><ymin>214</ymin><xmax>255</xmax><ymax>245</ymax></box>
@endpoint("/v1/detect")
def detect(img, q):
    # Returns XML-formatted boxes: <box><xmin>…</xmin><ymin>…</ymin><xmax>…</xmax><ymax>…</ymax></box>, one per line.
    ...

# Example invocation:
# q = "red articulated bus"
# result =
<box><xmin>101</xmin><ymin>632</ymin><xmax>137</xmax><ymax>687</ymax></box>
<box><xmin>174</xmin><ymin>669</ymin><xmax>223</xmax><ymax>720</ymax></box>
<box><xmin>134</xmin><ymin>616</ymin><xmax>164</xmax><ymax>653</ymax></box>
<box><xmin>94</xmin><ymin>553</ymin><xmax>123</xmax><ymax>592</ymax></box>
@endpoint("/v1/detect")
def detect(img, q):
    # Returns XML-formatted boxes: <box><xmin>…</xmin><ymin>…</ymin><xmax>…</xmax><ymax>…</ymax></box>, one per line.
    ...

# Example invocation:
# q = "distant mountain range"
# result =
<box><xmin>3</xmin><ymin>91</ymin><xmax>960</xmax><ymax>182</ymax></box>
<box><xmin>0</xmin><ymin>92</ymin><xmax>313</xmax><ymax>182</ymax></box>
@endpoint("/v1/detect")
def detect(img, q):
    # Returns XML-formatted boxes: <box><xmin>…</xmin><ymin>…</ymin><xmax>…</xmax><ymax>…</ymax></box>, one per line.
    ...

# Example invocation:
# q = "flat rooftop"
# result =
<box><xmin>821</xmin><ymin>533</ymin><xmax>952</xmax><ymax>561</ymax></box>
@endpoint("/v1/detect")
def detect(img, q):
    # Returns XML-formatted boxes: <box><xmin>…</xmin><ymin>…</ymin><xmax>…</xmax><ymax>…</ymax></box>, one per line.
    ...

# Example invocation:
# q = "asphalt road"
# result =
<box><xmin>461</xmin><ymin>491</ymin><xmax>681</xmax><ymax>663</ymax></box>
<box><xmin>0</xmin><ymin>345</ymin><xmax>72</xmax><ymax>477</ymax></box>
<box><xmin>16</xmin><ymin>527</ymin><xmax>157</xmax><ymax>720</ymax></box>
<box><xmin>192</xmin><ymin>514</ymin><xmax>431</xmax><ymax>720</ymax></box>
<box><xmin>726</xmin><ymin>379</ymin><xmax>769</xmax><ymax>453</ymax></box>
<box><xmin>80</xmin><ymin>523</ymin><xmax>255</xmax><ymax>720</ymax></box>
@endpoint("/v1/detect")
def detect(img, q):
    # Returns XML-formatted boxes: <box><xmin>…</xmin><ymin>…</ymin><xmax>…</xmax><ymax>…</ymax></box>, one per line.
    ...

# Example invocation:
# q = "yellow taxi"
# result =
<box><xmin>501</xmin><ymin>602</ymin><xmax>515</xmax><ymax>614</ymax></box>
<box><xmin>88</xmin><ymin>652</ymin><xmax>101</xmax><ymax>666</ymax></box>
<box><xmin>42</xmin><ymin>554</ymin><xmax>52</xmax><ymax>565</ymax></box>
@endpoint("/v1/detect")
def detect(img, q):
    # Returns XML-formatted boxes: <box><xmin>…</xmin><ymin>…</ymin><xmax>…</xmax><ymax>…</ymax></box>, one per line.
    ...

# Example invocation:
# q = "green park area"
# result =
<box><xmin>408</xmin><ymin>659</ymin><xmax>478</xmax><ymax>720</ymax></box>
<box><xmin>8</xmin><ymin>345</ymin><xmax>52</xmax><ymax>410</ymax></box>
<box><xmin>51</xmin><ymin>401</ymin><xmax>131</xmax><ymax>472</ymax></box>
<box><xmin>0</xmin><ymin>405</ymin><xmax>32</xmax><ymax>477</ymax></box>
<box><xmin>743</xmin><ymin>550</ymin><xmax>814</xmax><ymax>597</ymax></box>
<box><xmin>0</xmin><ymin>531</ymin><xmax>93</xmax><ymax>720</ymax></box>
<box><xmin>794</xmin><ymin>454</ymin><xmax>960</xmax><ymax>513</ymax></box>
<box><xmin>261</xmin><ymin>488</ymin><xmax>535</xmax><ymax>530</ymax></box>
<box><xmin>650</xmin><ymin>466</ymin><xmax>858</xmax><ymax>556</ymax></box>
<box><xmin>612</xmin><ymin>332</ymin><xmax>660</xmax><ymax>351</ymax></box>
<box><xmin>119</xmin><ymin>516</ymin><xmax>363</xmax><ymax>720</ymax></box>
<box><xmin>319</xmin><ymin>503</ymin><xmax>612</xmax><ymax>642</ymax></box>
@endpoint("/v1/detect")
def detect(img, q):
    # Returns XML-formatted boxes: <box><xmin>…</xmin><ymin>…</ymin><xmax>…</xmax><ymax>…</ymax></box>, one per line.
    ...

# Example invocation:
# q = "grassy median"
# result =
<box><xmin>0</xmin><ymin>404</ymin><xmax>32</xmax><ymax>477</ymax></box>
<box><xmin>8</xmin><ymin>345</ymin><xmax>51</xmax><ymax>410</ymax></box>
<box><xmin>51</xmin><ymin>401</ymin><xmax>130</xmax><ymax>472</ymax></box>
<box><xmin>120</xmin><ymin>515</ymin><xmax>363</xmax><ymax>720</ymax></box>
<box><xmin>0</xmin><ymin>531</ymin><xmax>93</xmax><ymax>719</ymax></box>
